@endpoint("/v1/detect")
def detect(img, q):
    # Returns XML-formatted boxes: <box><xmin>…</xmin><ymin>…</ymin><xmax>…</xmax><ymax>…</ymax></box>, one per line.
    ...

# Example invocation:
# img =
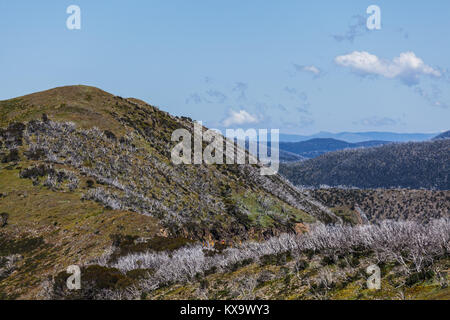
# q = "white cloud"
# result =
<box><xmin>303</xmin><ymin>65</ymin><xmax>321</xmax><ymax>75</ymax></box>
<box><xmin>293</xmin><ymin>64</ymin><xmax>321</xmax><ymax>76</ymax></box>
<box><xmin>222</xmin><ymin>109</ymin><xmax>259</xmax><ymax>127</ymax></box>
<box><xmin>335</xmin><ymin>51</ymin><xmax>441</xmax><ymax>85</ymax></box>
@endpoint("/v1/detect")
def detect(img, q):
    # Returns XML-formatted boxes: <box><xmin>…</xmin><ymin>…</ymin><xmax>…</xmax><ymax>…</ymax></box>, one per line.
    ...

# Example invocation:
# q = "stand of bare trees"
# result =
<box><xmin>95</xmin><ymin>219</ymin><xmax>449</xmax><ymax>297</ymax></box>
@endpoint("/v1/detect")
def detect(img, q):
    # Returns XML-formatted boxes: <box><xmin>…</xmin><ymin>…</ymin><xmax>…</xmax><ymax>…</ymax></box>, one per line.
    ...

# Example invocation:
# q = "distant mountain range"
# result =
<box><xmin>279</xmin><ymin>131</ymin><xmax>439</xmax><ymax>143</ymax></box>
<box><xmin>247</xmin><ymin>131</ymin><xmax>447</xmax><ymax>162</ymax></box>
<box><xmin>279</xmin><ymin>139</ymin><xmax>450</xmax><ymax>190</ymax></box>
<box><xmin>279</xmin><ymin>138</ymin><xmax>392</xmax><ymax>159</ymax></box>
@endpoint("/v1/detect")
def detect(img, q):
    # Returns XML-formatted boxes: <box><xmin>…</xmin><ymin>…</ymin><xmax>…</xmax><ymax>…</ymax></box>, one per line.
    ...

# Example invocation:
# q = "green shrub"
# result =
<box><xmin>52</xmin><ymin>265</ymin><xmax>135</xmax><ymax>300</ymax></box>
<box><xmin>321</xmin><ymin>254</ymin><xmax>336</xmax><ymax>266</ymax></box>
<box><xmin>405</xmin><ymin>270</ymin><xmax>435</xmax><ymax>287</ymax></box>
<box><xmin>199</xmin><ymin>279</ymin><xmax>209</xmax><ymax>289</ymax></box>
<box><xmin>126</xmin><ymin>268</ymin><xmax>153</xmax><ymax>280</ymax></box>
<box><xmin>86</xmin><ymin>179</ymin><xmax>95</xmax><ymax>188</ymax></box>
<box><xmin>0</xmin><ymin>212</ymin><xmax>9</xmax><ymax>228</ymax></box>
<box><xmin>0</xmin><ymin>234</ymin><xmax>44</xmax><ymax>256</ymax></box>
<box><xmin>349</xmin><ymin>256</ymin><xmax>360</xmax><ymax>267</ymax></box>
<box><xmin>204</xmin><ymin>266</ymin><xmax>217</xmax><ymax>276</ymax></box>
<box><xmin>1</xmin><ymin>149</ymin><xmax>20</xmax><ymax>163</ymax></box>
<box><xmin>260</xmin><ymin>252</ymin><xmax>291</xmax><ymax>266</ymax></box>
<box><xmin>229</xmin><ymin>258</ymin><xmax>253</xmax><ymax>272</ymax></box>
<box><xmin>295</xmin><ymin>259</ymin><xmax>309</xmax><ymax>271</ymax></box>
<box><xmin>83</xmin><ymin>265</ymin><xmax>132</xmax><ymax>290</ymax></box>
<box><xmin>304</xmin><ymin>249</ymin><xmax>315</xmax><ymax>259</ymax></box>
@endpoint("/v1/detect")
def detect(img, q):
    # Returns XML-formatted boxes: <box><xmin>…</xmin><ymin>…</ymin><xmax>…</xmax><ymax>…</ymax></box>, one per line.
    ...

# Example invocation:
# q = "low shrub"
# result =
<box><xmin>0</xmin><ymin>234</ymin><xmax>44</xmax><ymax>256</ymax></box>
<box><xmin>321</xmin><ymin>254</ymin><xmax>337</xmax><ymax>266</ymax></box>
<box><xmin>229</xmin><ymin>258</ymin><xmax>254</xmax><ymax>272</ymax></box>
<box><xmin>295</xmin><ymin>259</ymin><xmax>309</xmax><ymax>272</ymax></box>
<box><xmin>1</xmin><ymin>149</ymin><xmax>20</xmax><ymax>163</ymax></box>
<box><xmin>260</xmin><ymin>252</ymin><xmax>291</xmax><ymax>266</ymax></box>
<box><xmin>0</xmin><ymin>212</ymin><xmax>9</xmax><ymax>228</ymax></box>
<box><xmin>405</xmin><ymin>270</ymin><xmax>435</xmax><ymax>287</ymax></box>
<box><xmin>52</xmin><ymin>265</ymin><xmax>135</xmax><ymax>300</ymax></box>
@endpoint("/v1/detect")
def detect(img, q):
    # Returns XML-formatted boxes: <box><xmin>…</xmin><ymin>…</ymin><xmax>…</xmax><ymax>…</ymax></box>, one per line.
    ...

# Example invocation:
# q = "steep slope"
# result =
<box><xmin>279</xmin><ymin>140</ymin><xmax>450</xmax><ymax>190</ymax></box>
<box><xmin>0</xmin><ymin>86</ymin><xmax>337</xmax><ymax>298</ymax></box>
<box><xmin>0</xmin><ymin>86</ymin><xmax>340</xmax><ymax>237</ymax></box>
<box><xmin>279</xmin><ymin>138</ymin><xmax>391</xmax><ymax>159</ymax></box>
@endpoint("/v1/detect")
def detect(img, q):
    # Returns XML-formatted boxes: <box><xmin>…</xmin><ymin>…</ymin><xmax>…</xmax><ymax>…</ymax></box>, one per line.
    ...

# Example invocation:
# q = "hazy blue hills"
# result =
<box><xmin>279</xmin><ymin>138</ymin><xmax>391</xmax><ymax>159</ymax></box>
<box><xmin>279</xmin><ymin>131</ymin><xmax>438</xmax><ymax>143</ymax></box>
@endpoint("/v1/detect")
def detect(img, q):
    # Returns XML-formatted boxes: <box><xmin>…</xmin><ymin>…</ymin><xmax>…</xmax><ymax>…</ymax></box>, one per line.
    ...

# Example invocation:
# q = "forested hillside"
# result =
<box><xmin>279</xmin><ymin>140</ymin><xmax>450</xmax><ymax>190</ymax></box>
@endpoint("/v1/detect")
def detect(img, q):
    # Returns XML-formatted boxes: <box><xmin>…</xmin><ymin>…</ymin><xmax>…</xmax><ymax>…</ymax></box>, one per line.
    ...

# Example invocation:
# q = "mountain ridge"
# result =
<box><xmin>279</xmin><ymin>139</ymin><xmax>450</xmax><ymax>190</ymax></box>
<box><xmin>279</xmin><ymin>131</ymin><xmax>438</xmax><ymax>143</ymax></box>
<box><xmin>279</xmin><ymin>138</ymin><xmax>392</xmax><ymax>159</ymax></box>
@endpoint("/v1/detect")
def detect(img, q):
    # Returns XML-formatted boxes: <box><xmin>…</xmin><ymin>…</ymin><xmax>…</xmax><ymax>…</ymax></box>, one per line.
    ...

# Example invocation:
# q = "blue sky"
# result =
<box><xmin>0</xmin><ymin>1</ymin><xmax>449</xmax><ymax>134</ymax></box>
